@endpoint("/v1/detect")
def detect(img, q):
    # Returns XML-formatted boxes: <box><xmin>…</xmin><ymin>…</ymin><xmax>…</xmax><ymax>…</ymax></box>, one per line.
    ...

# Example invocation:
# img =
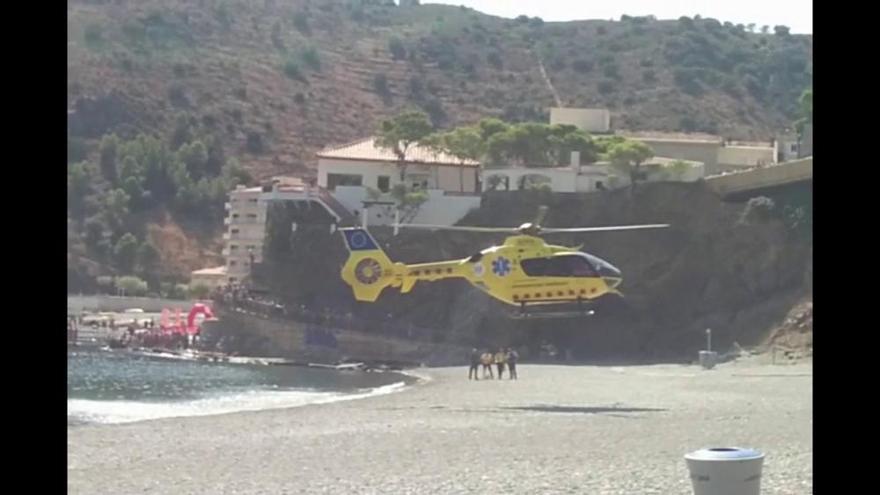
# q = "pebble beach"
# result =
<box><xmin>68</xmin><ymin>358</ymin><xmax>812</xmax><ymax>494</ymax></box>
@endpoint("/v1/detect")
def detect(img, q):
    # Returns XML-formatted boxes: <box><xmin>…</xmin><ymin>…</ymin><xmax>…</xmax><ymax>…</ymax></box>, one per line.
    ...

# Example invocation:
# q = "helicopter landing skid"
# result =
<box><xmin>508</xmin><ymin>300</ymin><xmax>597</xmax><ymax>320</ymax></box>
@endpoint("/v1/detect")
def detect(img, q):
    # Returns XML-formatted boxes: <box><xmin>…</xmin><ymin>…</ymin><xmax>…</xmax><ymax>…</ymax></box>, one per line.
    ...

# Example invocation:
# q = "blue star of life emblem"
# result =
<box><xmin>492</xmin><ymin>257</ymin><xmax>511</xmax><ymax>277</ymax></box>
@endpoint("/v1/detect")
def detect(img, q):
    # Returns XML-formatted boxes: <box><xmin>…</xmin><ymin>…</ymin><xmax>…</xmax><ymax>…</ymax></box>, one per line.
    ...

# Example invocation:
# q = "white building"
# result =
<box><xmin>189</xmin><ymin>266</ymin><xmax>228</xmax><ymax>291</ymax></box>
<box><xmin>190</xmin><ymin>177</ymin><xmax>356</xmax><ymax>287</ymax></box>
<box><xmin>222</xmin><ymin>185</ymin><xmax>267</xmax><ymax>283</ymax></box>
<box><xmin>611</xmin><ymin>132</ymin><xmax>777</xmax><ymax>176</ymax></box>
<box><xmin>316</xmin><ymin>137</ymin><xmax>482</xmax><ymax>226</ymax></box>
<box><xmin>482</xmin><ymin>153</ymin><xmax>704</xmax><ymax>193</ymax></box>
<box><xmin>550</xmin><ymin>107</ymin><xmax>611</xmax><ymax>134</ymax></box>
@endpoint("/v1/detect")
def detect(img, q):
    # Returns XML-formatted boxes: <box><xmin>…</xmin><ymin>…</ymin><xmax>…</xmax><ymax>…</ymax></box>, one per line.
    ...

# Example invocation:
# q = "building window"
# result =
<box><xmin>246</xmin><ymin>213</ymin><xmax>258</xmax><ymax>218</ymax></box>
<box><xmin>327</xmin><ymin>173</ymin><xmax>363</xmax><ymax>191</ymax></box>
<box><xmin>232</xmin><ymin>214</ymin><xmax>240</xmax><ymax>219</ymax></box>
<box><xmin>248</xmin><ymin>198</ymin><xmax>258</xmax><ymax>203</ymax></box>
<box><xmin>231</xmin><ymin>228</ymin><xmax>240</xmax><ymax>234</ymax></box>
<box><xmin>230</xmin><ymin>245</ymin><xmax>239</xmax><ymax>251</ymax></box>
<box><xmin>377</xmin><ymin>176</ymin><xmax>390</xmax><ymax>193</ymax></box>
<box><xmin>790</xmin><ymin>144</ymin><xmax>798</xmax><ymax>153</ymax></box>
<box><xmin>229</xmin><ymin>261</ymin><xmax>238</xmax><ymax>266</ymax></box>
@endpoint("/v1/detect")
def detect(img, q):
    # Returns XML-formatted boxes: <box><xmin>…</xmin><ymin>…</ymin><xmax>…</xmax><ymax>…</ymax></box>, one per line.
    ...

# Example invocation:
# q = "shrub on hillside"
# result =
<box><xmin>246</xmin><ymin>130</ymin><xmax>265</xmax><ymax>154</ymax></box>
<box><xmin>572</xmin><ymin>59</ymin><xmax>594</xmax><ymax>73</ymax></box>
<box><xmin>293</xmin><ymin>12</ymin><xmax>310</xmax><ymax>35</ymax></box>
<box><xmin>84</xmin><ymin>23</ymin><xmax>103</xmax><ymax>47</ymax></box>
<box><xmin>388</xmin><ymin>37</ymin><xmax>406</xmax><ymax>60</ymax></box>
<box><xmin>283</xmin><ymin>60</ymin><xmax>305</xmax><ymax>81</ymax></box>
<box><xmin>301</xmin><ymin>47</ymin><xmax>321</xmax><ymax>71</ymax></box>
<box><xmin>373</xmin><ymin>73</ymin><xmax>390</xmax><ymax>97</ymax></box>
<box><xmin>487</xmin><ymin>51</ymin><xmax>503</xmax><ymax>70</ymax></box>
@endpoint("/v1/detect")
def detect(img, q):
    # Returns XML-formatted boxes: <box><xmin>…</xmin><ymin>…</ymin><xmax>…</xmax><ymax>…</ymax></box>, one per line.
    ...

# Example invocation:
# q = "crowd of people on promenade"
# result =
<box><xmin>468</xmin><ymin>347</ymin><xmax>519</xmax><ymax>380</ymax></box>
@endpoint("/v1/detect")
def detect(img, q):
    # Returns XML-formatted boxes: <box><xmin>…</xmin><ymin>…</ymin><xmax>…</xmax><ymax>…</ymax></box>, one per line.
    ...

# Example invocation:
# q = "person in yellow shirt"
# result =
<box><xmin>494</xmin><ymin>348</ymin><xmax>507</xmax><ymax>379</ymax></box>
<box><xmin>480</xmin><ymin>350</ymin><xmax>494</xmax><ymax>379</ymax></box>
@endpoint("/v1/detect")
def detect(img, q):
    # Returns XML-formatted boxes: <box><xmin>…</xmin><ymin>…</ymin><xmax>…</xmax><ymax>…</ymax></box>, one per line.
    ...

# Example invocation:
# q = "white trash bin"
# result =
<box><xmin>685</xmin><ymin>447</ymin><xmax>764</xmax><ymax>495</ymax></box>
<box><xmin>699</xmin><ymin>350</ymin><xmax>718</xmax><ymax>369</ymax></box>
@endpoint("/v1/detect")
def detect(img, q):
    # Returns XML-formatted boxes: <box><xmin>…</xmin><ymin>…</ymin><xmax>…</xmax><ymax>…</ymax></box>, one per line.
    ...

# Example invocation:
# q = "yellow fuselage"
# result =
<box><xmin>340</xmin><ymin>230</ymin><xmax>619</xmax><ymax>307</ymax></box>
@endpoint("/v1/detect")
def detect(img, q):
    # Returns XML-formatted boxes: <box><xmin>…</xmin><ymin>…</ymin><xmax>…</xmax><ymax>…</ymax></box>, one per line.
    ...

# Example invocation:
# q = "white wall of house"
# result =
<box><xmin>550</xmin><ymin>108</ymin><xmax>611</xmax><ymax>133</ymax></box>
<box><xmin>638</xmin><ymin>140</ymin><xmax>721</xmax><ymax>174</ymax></box>
<box><xmin>317</xmin><ymin>158</ymin><xmax>478</xmax><ymax>194</ymax></box>
<box><xmin>717</xmin><ymin>146</ymin><xmax>776</xmax><ymax>171</ymax></box>
<box><xmin>333</xmin><ymin>186</ymin><xmax>481</xmax><ymax>227</ymax></box>
<box><xmin>483</xmin><ymin>167</ymin><xmax>580</xmax><ymax>193</ymax></box>
<box><xmin>318</xmin><ymin>158</ymin><xmax>397</xmax><ymax>191</ymax></box>
<box><xmin>413</xmin><ymin>190</ymin><xmax>482</xmax><ymax>225</ymax></box>
<box><xmin>482</xmin><ymin>161</ymin><xmax>704</xmax><ymax>193</ymax></box>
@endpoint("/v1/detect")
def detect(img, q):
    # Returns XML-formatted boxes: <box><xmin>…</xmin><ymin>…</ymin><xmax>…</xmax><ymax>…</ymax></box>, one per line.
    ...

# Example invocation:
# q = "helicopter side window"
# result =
<box><xmin>521</xmin><ymin>255</ymin><xmax>598</xmax><ymax>277</ymax></box>
<box><xmin>520</xmin><ymin>258</ymin><xmax>549</xmax><ymax>276</ymax></box>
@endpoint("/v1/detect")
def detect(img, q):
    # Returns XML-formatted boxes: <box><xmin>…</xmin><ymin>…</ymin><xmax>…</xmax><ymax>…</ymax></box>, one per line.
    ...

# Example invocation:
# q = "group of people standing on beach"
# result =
<box><xmin>469</xmin><ymin>348</ymin><xmax>518</xmax><ymax>380</ymax></box>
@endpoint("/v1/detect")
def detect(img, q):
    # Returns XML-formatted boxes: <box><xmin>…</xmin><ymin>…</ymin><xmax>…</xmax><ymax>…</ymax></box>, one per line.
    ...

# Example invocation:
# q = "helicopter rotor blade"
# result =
<box><xmin>541</xmin><ymin>224</ymin><xmax>671</xmax><ymax>233</ymax></box>
<box><xmin>393</xmin><ymin>224</ymin><xmax>515</xmax><ymax>233</ymax></box>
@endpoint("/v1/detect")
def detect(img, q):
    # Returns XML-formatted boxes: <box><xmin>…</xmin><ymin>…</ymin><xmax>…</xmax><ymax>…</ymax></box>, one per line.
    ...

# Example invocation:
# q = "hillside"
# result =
<box><xmin>67</xmin><ymin>0</ymin><xmax>812</xmax><ymax>286</ymax></box>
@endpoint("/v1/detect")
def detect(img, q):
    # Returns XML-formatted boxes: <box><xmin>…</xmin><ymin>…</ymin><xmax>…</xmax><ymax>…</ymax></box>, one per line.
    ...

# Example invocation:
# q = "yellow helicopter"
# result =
<box><xmin>339</xmin><ymin>207</ymin><xmax>669</xmax><ymax>318</ymax></box>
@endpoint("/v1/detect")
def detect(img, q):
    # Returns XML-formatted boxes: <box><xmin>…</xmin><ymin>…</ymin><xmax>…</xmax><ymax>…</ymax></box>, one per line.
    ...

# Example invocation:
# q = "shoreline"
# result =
<box><xmin>68</xmin><ymin>350</ymin><xmax>422</xmax><ymax>426</ymax></box>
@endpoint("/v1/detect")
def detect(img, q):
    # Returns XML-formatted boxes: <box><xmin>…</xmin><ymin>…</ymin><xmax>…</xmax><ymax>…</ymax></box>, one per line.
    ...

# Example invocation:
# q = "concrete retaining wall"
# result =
<box><xmin>205</xmin><ymin>309</ymin><xmax>470</xmax><ymax>366</ymax></box>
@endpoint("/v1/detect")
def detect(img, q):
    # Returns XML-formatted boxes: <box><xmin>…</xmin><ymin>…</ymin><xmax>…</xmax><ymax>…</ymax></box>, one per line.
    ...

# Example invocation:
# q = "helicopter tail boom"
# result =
<box><xmin>340</xmin><ymin>228</ymin><xmax>471</xmax><ymax>302</ymax></box>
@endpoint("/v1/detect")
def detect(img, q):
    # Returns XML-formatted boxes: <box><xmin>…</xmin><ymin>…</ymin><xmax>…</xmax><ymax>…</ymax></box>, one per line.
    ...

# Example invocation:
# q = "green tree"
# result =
<box><xmin>482</xmin><ymin>122</ymin><xmax>597</xmax><ymax>167</ymax></box>
<box><xmin>425</xmin><ymin>126</ymin><xmax>485</xmax><ymax>164</ymax></box>
<box><xmin>170</xmin><ymin>112</ymin><xmax>194</xmax><ymax>149</ymax></box>
<box><xmin>376</xmin><ymin>110</ymin><xmax>434</xmax><ymax>180</ymax></box>
<box><xmin>222</xmin><ymin>157</ymin><xmax>252</xmax><ymax>187</ymax></box>
<box><xmin>83</xmin><ymin>217</ymin><xmax>107</xmax><ymax>254</ymax></box>
<box><xmin>477</xmin><ymin>118</ymin><xmax>510</xmax><ymax>141</ymax></box>
<box><xmin>99</xmin><ymin>134</ymin><xmax>119</xmax><ymax>182</ymax></box>
<box><xmin>189</xmin><ymin>284</ymin><xmax>212</xmax><ymax>299</ymax></box>
<box><xmin>795</xmin><ymin>88</ymin><xmax>812</xmax><ymax>135</ymax></box>
<box><xmin>68</xmin><ymin>161</ymin><xmax>96</xmax><ymax>218</ymax></box>
<box><xmin>136</xmin><ymin>241</ymin><xmax>161</xmax><ymax>275</ymax></box>
<box><xmin>605</xmin><ymin>140</ymin><xmax>654</xmax><ymax>189</ymax></box>
<box><xmin>103</xmin><ymin>188</ymin><xmax>131</xmax><ymax>234</ymax></box>
<box><xmin>800</xmin><ymin>88</ymin><xmax>812</xmax><ymax>122</ymax></box>
<box><xmin>114</xmin><ymin>233</ymin><xmax>139</xmax><ymax>274</ymax></box>
<box><xmin>178</xmin><ymin>140</ymin><xmax>209</xmax><ymax>179</ymax></box>
<box><xmin>390</xmin><ymin>184</ymin><xmax>429</xmax><ymax>223</ymax></box>
<box><xmin>115</xmin><ymin>275</ymin><xmax>148</xmax><ymax>296</ymax></box>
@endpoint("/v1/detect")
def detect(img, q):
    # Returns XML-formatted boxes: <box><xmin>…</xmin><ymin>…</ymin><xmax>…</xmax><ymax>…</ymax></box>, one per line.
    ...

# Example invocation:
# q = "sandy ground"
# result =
<box><xmin>68</xmin><ymin>358</ymin><xmax>812</xmax><ymax>494</ymax></box>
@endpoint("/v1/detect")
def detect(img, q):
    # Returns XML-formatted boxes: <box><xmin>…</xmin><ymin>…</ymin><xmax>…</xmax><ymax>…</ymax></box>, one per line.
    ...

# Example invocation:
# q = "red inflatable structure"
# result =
<box><xmin>159</xmin><ymin>303</ymin><xmax>216</xmax><ymax>335</ymax></box>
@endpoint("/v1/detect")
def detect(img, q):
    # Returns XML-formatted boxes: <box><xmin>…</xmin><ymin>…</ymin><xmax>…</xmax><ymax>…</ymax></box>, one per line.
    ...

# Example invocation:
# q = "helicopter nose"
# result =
<box><xmin>601</xmin><ymin>263</ymin><xmax>622</xmax><ymax>289</ymax></box>
<box><xmin>586</xmin><ymin>254</ymin><xmax>622</xmax><ymax>288</ymax></box>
